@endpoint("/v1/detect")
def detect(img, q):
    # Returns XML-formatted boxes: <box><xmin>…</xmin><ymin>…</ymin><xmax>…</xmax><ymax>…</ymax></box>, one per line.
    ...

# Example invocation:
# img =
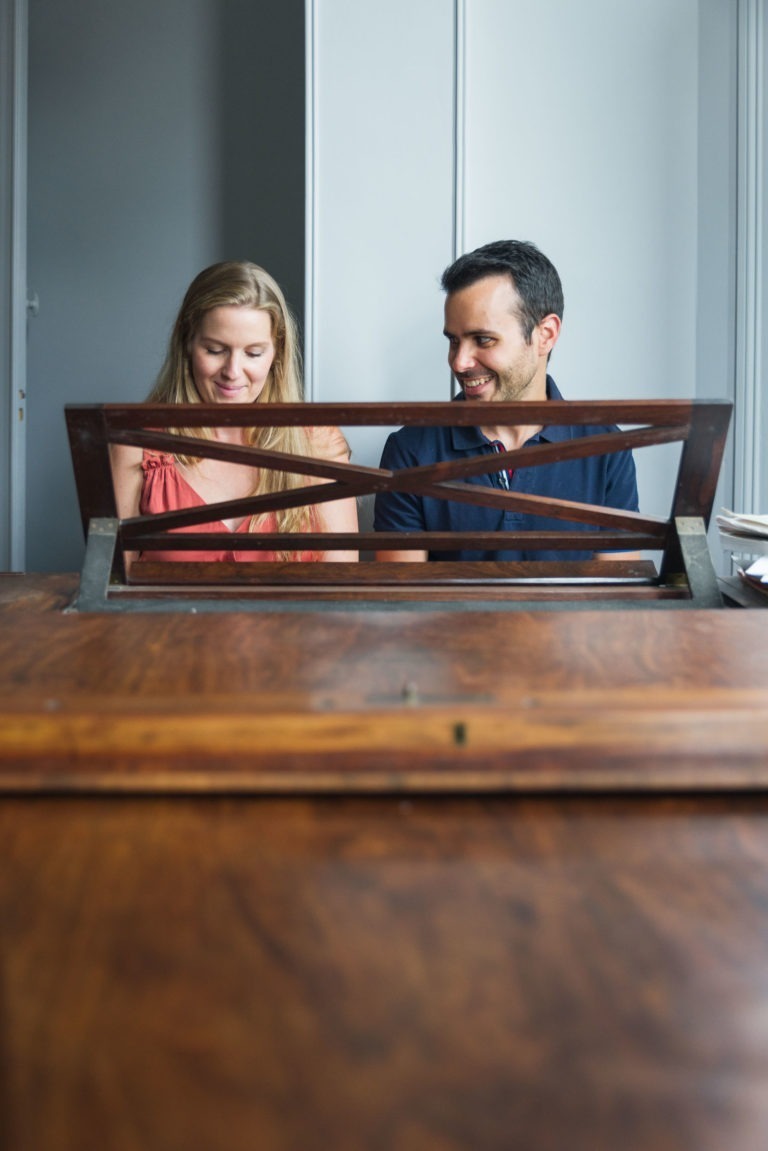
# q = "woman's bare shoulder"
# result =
<box><xmin>109</xmin><ymin>442</ymin><xmax>144</xmax><ymax>468</ymax></box>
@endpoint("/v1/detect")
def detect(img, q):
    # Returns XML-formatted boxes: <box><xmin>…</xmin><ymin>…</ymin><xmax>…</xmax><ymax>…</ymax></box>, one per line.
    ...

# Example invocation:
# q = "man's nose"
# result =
<box><xmin>451</xmin><ymin>343</ymin><xmax>476</xmax><ymax>373</ymax></box>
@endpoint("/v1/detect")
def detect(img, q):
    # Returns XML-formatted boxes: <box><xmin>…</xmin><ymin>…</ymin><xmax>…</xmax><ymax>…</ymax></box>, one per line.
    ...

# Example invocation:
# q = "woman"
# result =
<box><xmin>111</xmin><ymin>261</ymin><xmax>358</xmax><ymax>567</ymax></box>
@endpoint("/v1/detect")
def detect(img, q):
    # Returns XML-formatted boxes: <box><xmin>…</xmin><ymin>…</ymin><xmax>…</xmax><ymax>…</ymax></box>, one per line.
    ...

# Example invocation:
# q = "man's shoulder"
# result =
<box><xmin>381</xmin><ymin>422</ymin><xmax>453</xmax><ymax>465</ymax></box>
<box><xmin>545</xmin><ymin>377</ymin><xmax>627</xmax><ymax>438</ymax></box>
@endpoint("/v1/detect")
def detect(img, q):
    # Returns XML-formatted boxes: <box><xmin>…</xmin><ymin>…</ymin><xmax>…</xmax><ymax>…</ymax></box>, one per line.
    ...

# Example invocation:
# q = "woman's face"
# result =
<box><xmin>189</xmin><ymin>305</ymin><xmax>276</xmax><ymax>403</ymax></box>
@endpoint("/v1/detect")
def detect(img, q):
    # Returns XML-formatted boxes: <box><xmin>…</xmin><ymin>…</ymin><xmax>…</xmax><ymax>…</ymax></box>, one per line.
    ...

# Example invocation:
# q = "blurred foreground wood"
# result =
<box><xmin>6</xmin><ymin>791</ymin><xmax>768</xmax><ymax>1151</ymax></box>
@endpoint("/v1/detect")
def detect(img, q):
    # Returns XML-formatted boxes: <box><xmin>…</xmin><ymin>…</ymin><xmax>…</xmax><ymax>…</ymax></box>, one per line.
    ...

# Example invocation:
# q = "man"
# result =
<box><xmin>373</xmin><ymin>239</ymin><xmax>639</xmax><ymax>561</ymax></box>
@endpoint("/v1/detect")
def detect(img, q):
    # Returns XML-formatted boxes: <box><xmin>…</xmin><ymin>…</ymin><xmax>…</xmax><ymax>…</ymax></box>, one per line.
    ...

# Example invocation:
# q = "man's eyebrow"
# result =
<box><xmin>443</xmin><ymin>327</ymin><xmax>497</xmax><ymax>338</ymax></box>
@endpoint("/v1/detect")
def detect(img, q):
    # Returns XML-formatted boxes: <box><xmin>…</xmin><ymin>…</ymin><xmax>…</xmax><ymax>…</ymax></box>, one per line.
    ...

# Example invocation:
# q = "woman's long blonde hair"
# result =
<box><xmin>150</xmin><ymin>261</ymin><xmax>315</xmax><ymax>537</ymax></box>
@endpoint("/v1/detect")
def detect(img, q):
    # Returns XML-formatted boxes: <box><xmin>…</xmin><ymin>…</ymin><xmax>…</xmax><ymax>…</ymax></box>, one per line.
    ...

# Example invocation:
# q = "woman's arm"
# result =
<box><xmin>315</xmin><ymin>493</ymin><xmax>359</xmax><ymax>562</ymax></box>
<box><xmin>109</xmin><ymin>442</ymin><xmax>144</xmax><ymax>572</ymax></box>
<box><xmin>310</xmin><ymin>426</ymin><xmax>358</xmax><ymax>561</ymax></box>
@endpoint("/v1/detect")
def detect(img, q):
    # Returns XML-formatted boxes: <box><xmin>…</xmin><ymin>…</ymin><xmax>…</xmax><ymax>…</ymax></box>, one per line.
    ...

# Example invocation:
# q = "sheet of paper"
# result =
<box><xmin>745</xmin><ymin>556</ymin><xmax>768</xmax><ymax>583</ymax></box>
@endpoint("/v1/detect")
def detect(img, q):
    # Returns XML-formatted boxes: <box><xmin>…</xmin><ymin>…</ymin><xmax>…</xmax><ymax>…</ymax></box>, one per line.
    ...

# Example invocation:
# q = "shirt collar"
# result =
<box><xmin>449</xmin><ymin>375</ymin><xmax>571</xmax><ymax>451</ymax></box>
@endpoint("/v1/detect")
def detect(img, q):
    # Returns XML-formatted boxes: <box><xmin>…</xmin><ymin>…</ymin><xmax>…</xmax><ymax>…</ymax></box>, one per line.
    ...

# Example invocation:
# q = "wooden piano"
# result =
<box><xmin>4</xmin><ymin>396</ymin><xmax>768</xmax><ymax>1150</ymax></box>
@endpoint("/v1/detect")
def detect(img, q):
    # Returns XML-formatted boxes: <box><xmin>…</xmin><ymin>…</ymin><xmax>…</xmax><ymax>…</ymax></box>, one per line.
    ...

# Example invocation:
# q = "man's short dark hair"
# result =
<box><xmin>441</xmin><ymin>240</ymin><xmax>564</xmax><ymax>342</ymax></box>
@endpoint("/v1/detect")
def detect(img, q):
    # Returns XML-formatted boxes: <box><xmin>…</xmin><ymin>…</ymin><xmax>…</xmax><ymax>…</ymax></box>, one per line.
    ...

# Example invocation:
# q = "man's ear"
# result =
<box><xmin>536</xmin><ymin>314</ymin><xmax>561</xmax><ymax>357</ymax></box>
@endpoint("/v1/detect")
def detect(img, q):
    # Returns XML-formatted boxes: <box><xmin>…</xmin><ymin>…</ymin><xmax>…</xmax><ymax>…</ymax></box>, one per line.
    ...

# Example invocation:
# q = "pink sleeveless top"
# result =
<box><xmin>139</xmin><ymin>451</ymin><xmax>318</xmax><ymax>563</ymax></box>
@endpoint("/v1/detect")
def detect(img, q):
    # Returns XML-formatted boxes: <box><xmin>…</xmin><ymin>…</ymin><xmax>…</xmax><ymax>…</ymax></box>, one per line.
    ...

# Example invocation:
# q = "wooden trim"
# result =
<box><xmin>0</xmin><ymin>0</ymin><xmax>28</xmax><ymax>570</ymax></box>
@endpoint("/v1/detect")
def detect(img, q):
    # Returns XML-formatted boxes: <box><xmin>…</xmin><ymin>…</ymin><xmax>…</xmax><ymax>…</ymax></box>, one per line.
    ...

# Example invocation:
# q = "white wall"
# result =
<box><xmin>698</xmin><ymin>0</ymin><xmax>738</xmax><ymax>530</ymax></box>
<box><xmin>762</xmin><ymin>2</ymin><xmax>768</xmax><ymax>516</ymax></box>
<box><xmin>466</xmin><ymin>0</ymin><xmax>698</xmax><ymax>395</ymax></box>
<box><xmin>311</xmin><ymin>0</ymin><xmax>737</xmax><ymax>524</ymax></box>
<box><xmin>310</xmin><ymin>0</ymin><xmax>456</xmax><ymax>476</ymax></box>
<box><xmin>733</xmin><ymin>0</ymin><xmax>768</xmax><ymax>518</ymax></box>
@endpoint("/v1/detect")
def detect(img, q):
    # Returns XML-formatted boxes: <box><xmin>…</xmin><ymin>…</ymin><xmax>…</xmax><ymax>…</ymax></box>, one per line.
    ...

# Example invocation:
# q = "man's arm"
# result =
<box><xmin>374</xmin><ymin>431</ymin><xmax>428</xmax><ymax>562</ymax></box>
<box><xmin>595</xmin><ymin>444</ymin><xmax>640</xmax><ymax>560</ymax></box>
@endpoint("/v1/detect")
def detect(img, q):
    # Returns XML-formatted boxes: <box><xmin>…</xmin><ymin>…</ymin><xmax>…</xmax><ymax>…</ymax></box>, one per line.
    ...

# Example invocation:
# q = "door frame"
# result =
<box><xmin>0</xmin><ymin>0</ymin><xmax>27</xmax><ymax>570</ymax></box>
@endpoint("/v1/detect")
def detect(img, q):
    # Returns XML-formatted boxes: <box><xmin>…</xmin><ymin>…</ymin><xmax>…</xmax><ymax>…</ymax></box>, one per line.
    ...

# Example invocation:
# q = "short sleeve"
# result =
<box><xmin>606</xmin><ymin>446</ymin><xmax>639</xmax><ymax>513</ymax></box>
<box><xmin>373</xmin><ymin>430</ymin><xmax>427</xmax><ymax>532</ymax></box>
<box><xmin>310</xmin><ymin>425</ymin><xmax>350</xmax><ymax>464</ymax></box>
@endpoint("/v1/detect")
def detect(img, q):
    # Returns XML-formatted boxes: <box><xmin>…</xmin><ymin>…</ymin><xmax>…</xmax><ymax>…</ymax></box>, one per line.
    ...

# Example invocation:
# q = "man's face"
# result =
<box><xmin>443</xmin><ymin>274</ymin><xmax>547</xmax><ymax>403</ymax></box>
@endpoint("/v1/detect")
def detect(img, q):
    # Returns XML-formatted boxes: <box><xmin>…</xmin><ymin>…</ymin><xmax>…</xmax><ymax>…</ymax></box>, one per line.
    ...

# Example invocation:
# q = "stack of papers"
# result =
<box><xmin>716</xmin><ymin>509</ymin><xmax>768</xmax><ymax>538</ymax></box>
<box><xmin>717</xmin><ymin>510</ymin><xmax>768</xmax><ymax>595</ymax></box>
<box><xmin>717</xmin><ymin>509</ymin><xmax>768</xmax><ymax>569</ymax></box>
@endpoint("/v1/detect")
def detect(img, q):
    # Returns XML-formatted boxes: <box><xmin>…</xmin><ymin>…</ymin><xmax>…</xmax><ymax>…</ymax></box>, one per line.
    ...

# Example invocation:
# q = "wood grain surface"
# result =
<box><xmin>0</xmin><ymin>572</ymin><xmax>78</xmax><ymax>614</ymax></box>
<box><xmin>4</xmin><ymin>793</ymin><xmax>768</xmax><ymax>1151</ymax></box>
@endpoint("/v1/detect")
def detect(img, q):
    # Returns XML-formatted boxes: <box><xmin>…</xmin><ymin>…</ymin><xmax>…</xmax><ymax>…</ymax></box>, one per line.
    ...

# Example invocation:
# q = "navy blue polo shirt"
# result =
<box><xmin>373</xmin><ymin>377</ymin><xmax>639</xmax><ymax>561</ymax></box>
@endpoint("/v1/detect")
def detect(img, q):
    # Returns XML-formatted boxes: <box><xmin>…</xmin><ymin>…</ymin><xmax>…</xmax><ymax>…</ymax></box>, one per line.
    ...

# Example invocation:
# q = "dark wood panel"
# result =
<box><xmin>95</xmin><ymin>398</ymin><xmax>713</xmax><ymax>425</ymax></box>
<box><xmin>130</xmin><ymin>557</ymin><xmax>659</xmax><ymax>582</ymax></box>
<box><xmin>1</xmin><ymin>601</ymin><xmax>767</xmax><ymax>791</ymax></box>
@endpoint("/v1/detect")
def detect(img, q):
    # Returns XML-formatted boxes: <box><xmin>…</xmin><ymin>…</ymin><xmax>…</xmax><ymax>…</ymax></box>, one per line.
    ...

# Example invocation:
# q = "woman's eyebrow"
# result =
<box><xmin>198</xmin><ymin>337</ymin><xmax>271</xmax><ymax>348</ymax></box>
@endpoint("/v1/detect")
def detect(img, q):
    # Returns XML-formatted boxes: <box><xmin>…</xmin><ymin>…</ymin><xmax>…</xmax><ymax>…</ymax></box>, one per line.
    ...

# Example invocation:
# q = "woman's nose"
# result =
<box><xmin>221</xmin><ymin>352</ymin><xmax>241</xmax><ymax>379</ymax></box>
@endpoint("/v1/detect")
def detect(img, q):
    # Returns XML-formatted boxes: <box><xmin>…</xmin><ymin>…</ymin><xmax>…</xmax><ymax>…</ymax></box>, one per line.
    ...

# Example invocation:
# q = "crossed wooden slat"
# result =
<box><xmin>64</xmin><ymin>400</ymin><xmax>731</xmax><ymax>606</ymax></box>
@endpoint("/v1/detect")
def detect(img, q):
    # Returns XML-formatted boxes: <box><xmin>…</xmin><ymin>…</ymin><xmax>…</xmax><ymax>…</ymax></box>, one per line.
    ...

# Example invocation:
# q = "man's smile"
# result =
<box><xmin>460</xmin><ymin>374</ymin><xmax>494</xmax><ymax>396</ymax></box>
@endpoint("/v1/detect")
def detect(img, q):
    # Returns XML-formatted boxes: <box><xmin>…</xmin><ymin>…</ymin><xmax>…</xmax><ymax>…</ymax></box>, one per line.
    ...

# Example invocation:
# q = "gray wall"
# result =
<box><xmin>697</xmin><ymin>0</ymin><xmax>738</xmax><ymax>524</ymax></box>
<box><xmin>26</xmin><ymin>0</ymin><xmax>304</xmax><ymax>571</ymax></box>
